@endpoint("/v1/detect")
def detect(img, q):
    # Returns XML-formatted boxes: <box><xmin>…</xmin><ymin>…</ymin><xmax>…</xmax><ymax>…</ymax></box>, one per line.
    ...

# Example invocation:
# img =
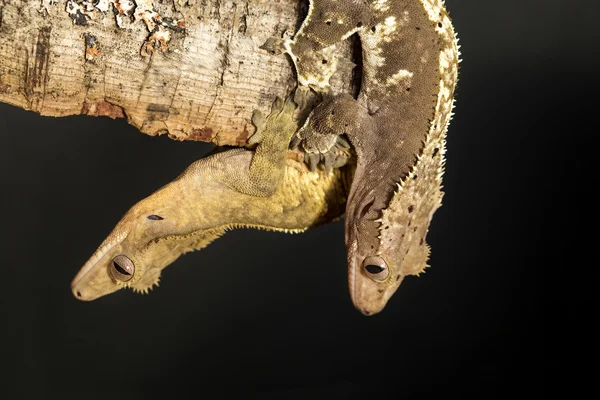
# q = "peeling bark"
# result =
<box><xmin>0</xmin><ymin>0</ymin><xmax>353</xmax><ymax>145</ymax></box>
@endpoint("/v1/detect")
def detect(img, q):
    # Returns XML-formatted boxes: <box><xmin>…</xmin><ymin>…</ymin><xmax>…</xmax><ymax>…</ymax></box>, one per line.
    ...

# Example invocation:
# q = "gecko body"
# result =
<box><xmin>282</xmin><ymin>0</ymin><xmax>460</xmax><ymax>315</ymax></box>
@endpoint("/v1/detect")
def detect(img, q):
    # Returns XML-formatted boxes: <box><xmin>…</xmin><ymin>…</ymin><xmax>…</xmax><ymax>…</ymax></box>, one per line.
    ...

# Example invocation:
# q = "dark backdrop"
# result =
<box><xmin>1</xmin><ymin>0</ymin><xmax>580</xmax><ymax>397</ymax></box>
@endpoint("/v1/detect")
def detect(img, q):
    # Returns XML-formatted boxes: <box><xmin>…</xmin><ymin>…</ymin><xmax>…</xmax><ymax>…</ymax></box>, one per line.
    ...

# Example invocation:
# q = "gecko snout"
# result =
<box><xmin>71</xmin><ymin>286</ymin><xmax>92</xmax><ymax>301</ymax></box>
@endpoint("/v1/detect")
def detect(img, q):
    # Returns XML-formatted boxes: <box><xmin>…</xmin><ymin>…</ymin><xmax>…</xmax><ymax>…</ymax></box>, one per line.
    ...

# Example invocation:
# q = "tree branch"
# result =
<box><xmin>0</xmin><ymin>0</ymin><xmax>353</xmax><ymax>145</ymax></box>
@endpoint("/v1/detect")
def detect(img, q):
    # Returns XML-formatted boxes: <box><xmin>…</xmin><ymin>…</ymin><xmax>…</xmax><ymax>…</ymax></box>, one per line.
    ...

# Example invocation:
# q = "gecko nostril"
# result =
<box><xmin>76</xmin><ymin>291</ymin><xmax>82</xmax><ymax>298</ymax></box>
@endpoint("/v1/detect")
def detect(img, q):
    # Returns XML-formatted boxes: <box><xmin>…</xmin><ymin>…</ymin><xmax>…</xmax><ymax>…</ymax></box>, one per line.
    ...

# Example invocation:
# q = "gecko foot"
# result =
<box><xmin>291</xmin><ymin>95</ymin><xmax>353</xmax><ymax>172</ymax></box>
<box><xmin>291</xmin><ymin>93</ymin><xmax>368</xmax><ymax>172</ymax></box>
<box><xmin>302</xmin><ymin>137</ymin><xmax>352</xmax><ymax>172</ymax></box>
<box><xmin>250</xmin><ymin>94</ymin><xmax>299</xmax><ymax>146</ymax></box>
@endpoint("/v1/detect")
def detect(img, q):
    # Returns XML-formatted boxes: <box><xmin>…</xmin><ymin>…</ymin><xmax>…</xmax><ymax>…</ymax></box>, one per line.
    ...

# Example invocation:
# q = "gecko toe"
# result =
<box><xmin>249</xmin><ymin>110</ymin><xmax>266</xmax><ymax>145</ymax></box>
<box><xmin>282</xmin><ymin>95</ymin><xmax>298</xmax><ymax>115</ymax></box>
<box><xmin>299</xmin><ymin>133</ymin><xmax>353</xmax><ymax>171</ymax></box>
<box><xmin>323</xmin><ymin>152</ymin><xmax>335</xmax><ymax>173</ymax></box>
<box><xmin>335</xmin><ymin>136</ymin><xmax>351</xmax><ymax>149</ymax></box>
<box><xmin>271</xmin><ymin>96</ymin><xmax>284</xmax><ymax>113</ymax></box>
<box><xmin>293</xmin><ymin>87</ymin><xmax>308</xmax><ymax>109</ymax></box>
<box><xmin>333</xmin><ymin>152</ymin><xmax>351</xmax><ymax>168</ymax></box>
<box><xmin>305</xmin><ymin>152</ymin><xmax>321</xmax><ymax>171</ymax></box>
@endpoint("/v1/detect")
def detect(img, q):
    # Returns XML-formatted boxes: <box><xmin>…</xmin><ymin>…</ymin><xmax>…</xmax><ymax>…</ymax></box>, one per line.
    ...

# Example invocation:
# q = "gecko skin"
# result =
<box><xmin>71</xmin><ymin>97</ymin><xmax>351</xmax><ymax>301</ymax></box>
<box><xmin>280</xmin><ymin>0</ymin><xmax>460</xmax><ymax>315</ymax></box>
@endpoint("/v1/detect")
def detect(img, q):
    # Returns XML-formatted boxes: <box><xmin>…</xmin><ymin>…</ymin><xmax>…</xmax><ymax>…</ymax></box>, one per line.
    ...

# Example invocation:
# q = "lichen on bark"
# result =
<box><xmin>0</xmin><ymin>0</ymin><xmax>354</xmax><ymax>146</ymax></box>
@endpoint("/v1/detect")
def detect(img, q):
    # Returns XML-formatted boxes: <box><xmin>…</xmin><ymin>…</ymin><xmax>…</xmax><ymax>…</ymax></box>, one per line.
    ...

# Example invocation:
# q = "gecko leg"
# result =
<box><xmin>218</xmin><ymin>94</ymin><xmax>301</xmax><ymax>197</ymax></box>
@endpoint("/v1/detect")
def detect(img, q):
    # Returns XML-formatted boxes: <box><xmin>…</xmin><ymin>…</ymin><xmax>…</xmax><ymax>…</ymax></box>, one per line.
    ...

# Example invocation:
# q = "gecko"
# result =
<box><xmin>71</xmin><ymin>1</ymin><xmax>460</xmax><ymax>317</ymax></box>
<box><xmin>71</xmin><ymin>96</ymin><xmax>351</xmax><ymax>301</ymax></box>
<box><xmin>272</xmin><ymin>0</ymin><xmax>460</xmax><ymax>315</ymax></box>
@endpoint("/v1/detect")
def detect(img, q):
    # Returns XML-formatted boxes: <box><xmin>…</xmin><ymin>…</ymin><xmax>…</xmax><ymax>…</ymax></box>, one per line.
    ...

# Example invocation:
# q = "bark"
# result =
<box><xmin>0</xmin><ymin>0</ymin><xmax>352</xmax><ymax>146</ymax></box>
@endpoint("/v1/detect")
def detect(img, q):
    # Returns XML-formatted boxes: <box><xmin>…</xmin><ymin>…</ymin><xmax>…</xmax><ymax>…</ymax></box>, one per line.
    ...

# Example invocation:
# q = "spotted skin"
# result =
<box><xmin>284</xmin><ymin>0</ymin><xmax>460</xmax><ymax>315</ymax></box>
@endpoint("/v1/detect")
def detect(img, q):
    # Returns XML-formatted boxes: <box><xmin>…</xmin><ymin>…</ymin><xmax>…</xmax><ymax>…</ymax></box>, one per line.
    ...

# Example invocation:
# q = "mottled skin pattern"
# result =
<box><xmin>71</xmin><ymin>1</ymin><xmax>460</xmax><ymax>317</ymax></box>
<box><xmin>284</xmin><ymin>0</ymin><xmax>460</xmax><ymax>315</ymax></box>
<box><xmin>71</xmin><ymin>97</ymin><xmax>352</xmax><ymax>300</ymax></box>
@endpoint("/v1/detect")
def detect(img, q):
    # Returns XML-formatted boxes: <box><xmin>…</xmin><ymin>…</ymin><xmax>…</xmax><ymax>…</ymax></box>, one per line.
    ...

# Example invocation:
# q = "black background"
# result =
<box><xmin>1</xmin><ymin>0</ymin><xmax>578</xmax><ymax>397</ymax></box>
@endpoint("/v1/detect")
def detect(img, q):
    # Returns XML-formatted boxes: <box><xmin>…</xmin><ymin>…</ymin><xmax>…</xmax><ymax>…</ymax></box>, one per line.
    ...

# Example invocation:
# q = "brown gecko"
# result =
<box><xmin>276</xmin><ymin>0</ymin><xmax>460</xmax><ymax>315</ymax></box>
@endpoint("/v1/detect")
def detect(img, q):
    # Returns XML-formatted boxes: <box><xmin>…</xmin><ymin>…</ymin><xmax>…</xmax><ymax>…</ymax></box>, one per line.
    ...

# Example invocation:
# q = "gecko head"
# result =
<box><xmin>345</xmin><ymin>175</ymin><xmax>441</xmax><ymax>316</ymax></box>
<box><xmin>70</xmin><ymin>177</ymin><xmax>219</xmax><ymax>301</ymax></box>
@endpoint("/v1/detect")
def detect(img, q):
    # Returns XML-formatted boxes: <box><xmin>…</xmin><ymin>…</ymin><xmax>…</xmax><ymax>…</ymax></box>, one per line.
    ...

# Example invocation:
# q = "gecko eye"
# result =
<box><xmin>147</xmin><ymin>215</ymin><xmax>164</xmax><ymax>220</ymax></box>
<box><xmin>363</xmin><ymin>256</ymin><xmax>389</xmax><ymax>282</ymax></box>
<box><xmin>110</xmin><ymin>255</ymin><xmax>135</xmax><ymax>282</ymax></box>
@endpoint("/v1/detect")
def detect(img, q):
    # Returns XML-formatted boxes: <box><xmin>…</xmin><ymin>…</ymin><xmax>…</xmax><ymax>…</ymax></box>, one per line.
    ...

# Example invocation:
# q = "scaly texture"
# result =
<box><xmin>71</xmin><ymin>149</ymin><xmax>352</xmax><ymax>300</ymax></box>
<box><xmin>225</xmin><ymin>95</ymin><xmax>301</xmax><ymax>196</ymax></box>
<box><xmin>71</xmin><ymin>91</ymin><xmax>352</xmax><ymax>300</ymax></box>
<box><xmin>282</xmin><ymin>0</ymin><xmax>460</xmax><ymax>315</ymax></box>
